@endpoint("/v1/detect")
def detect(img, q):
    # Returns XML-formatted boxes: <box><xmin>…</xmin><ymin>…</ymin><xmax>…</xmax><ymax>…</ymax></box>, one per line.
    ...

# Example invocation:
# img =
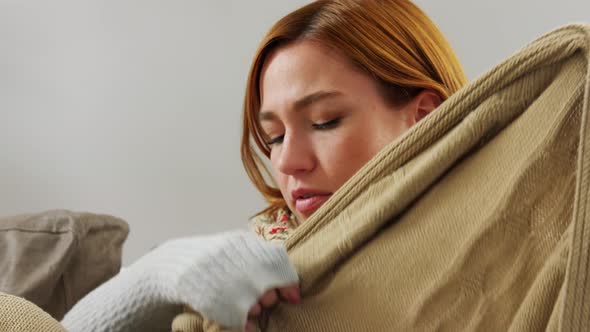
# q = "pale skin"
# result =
<box><xmin>245</xmin><ymin>39</ymin><xmax>441</xmax><ymax>331</ymax></box>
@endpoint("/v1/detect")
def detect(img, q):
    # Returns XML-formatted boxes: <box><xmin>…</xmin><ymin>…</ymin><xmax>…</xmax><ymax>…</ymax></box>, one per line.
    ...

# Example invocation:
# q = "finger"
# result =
<box><xmin>245</xmin><ymin>319</ymin><xmax>255</xmax><ymax>332</ymax></box>
<box><xmin>248</xmin><ymin>302</ymin><xmax>262</xmax><ymax>317</ymax></box>
<box><xmin>259</xmin><ymin>289</ymin><xmax>279</xmax><ymax>308</ymax></box>
<box><xmin>278</xmin><ymin>284</ymin><xmax>301</xmax><ymax>304</ymax></box>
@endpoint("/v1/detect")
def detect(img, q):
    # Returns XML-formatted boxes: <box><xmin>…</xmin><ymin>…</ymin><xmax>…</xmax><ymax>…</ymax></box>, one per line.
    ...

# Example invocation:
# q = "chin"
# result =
<box><xmin>294</xmin><ymin>213</ymin><xmax>306</xmax><ymax>223</ymax></box>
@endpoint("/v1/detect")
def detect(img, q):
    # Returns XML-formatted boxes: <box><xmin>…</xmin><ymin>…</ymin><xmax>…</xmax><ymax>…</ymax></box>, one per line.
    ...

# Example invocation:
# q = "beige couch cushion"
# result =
<box><xmin>0</xmin><ymin>210</ymin><xmax>129</xmax><ymax>320</ymax></box>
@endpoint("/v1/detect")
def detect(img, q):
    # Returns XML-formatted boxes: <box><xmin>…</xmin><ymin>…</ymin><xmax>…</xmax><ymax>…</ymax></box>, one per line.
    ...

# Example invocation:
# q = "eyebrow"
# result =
<box><xmin>258</xmin><ymin>90</ymin><xmax>343</xmax><ymax>121</ymax></box>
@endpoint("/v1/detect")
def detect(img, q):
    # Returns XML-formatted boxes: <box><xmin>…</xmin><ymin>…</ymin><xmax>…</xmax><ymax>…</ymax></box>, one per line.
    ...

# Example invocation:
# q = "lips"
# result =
<box><xmin>291</xmin><ymin>188</ymin><xmax>332</xmax><ymax>216</ymax></box>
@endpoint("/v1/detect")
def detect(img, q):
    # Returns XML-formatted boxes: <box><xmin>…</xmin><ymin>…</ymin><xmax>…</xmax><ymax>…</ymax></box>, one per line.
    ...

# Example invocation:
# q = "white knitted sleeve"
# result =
<box><xmin>61</xmin><ymin>231</ymin><xmax>299</xmax><ymax>332</ymax></box>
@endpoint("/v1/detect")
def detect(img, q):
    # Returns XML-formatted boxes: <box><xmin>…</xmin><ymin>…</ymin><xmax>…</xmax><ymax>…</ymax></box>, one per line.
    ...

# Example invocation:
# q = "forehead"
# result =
<box><xmin>259</xmin><ymin>40</ymin><xmax>374</xmax><ymax>109</ymax></box>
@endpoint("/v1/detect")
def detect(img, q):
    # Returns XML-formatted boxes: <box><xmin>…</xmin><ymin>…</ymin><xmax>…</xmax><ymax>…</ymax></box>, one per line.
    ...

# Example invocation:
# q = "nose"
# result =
<box><xmin>275</xmin><ymin>131</ymin><xmax>316</xmax><ymax>176</ymax></box>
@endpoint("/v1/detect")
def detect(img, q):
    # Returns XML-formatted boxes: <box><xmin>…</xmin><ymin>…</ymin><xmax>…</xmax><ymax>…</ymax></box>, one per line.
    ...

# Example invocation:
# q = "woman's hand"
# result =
<box><xmin>62</xmin><ymin>230</ymin><xmax>300</xmax><ymax>332</ymax></box>
<box><xmin>137</xmin><ymin>230</ymin><xmax>300</xmax><ymax>330</ymax></box>
<box><xmin>245</xmin><ymin>284</ymin><xmax>301</xmax><ymax>332</ymax></box>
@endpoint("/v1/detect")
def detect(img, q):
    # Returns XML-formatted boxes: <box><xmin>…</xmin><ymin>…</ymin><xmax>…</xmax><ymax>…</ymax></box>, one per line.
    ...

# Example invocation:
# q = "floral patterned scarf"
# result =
<box><xmin>249</xmin><ymin>209</ymin><xmax>298</xmax><ymax>243</ymax></box>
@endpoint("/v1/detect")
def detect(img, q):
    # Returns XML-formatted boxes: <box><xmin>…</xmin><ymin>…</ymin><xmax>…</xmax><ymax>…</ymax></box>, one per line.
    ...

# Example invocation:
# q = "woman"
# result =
<box><xmin>243</xmin><ymin>0</ymin><xmax>466</xmax><ymax>242</ymax></box>
<box><xmin>60</xmin><ymin>0</ymin><xmax>466</xmax><ymax>331</ymax></box>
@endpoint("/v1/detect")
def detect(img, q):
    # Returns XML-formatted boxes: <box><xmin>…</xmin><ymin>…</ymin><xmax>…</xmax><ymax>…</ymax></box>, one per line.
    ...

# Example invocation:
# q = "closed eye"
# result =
<box><xmin>312</xmin><ymin>118</ymin><xmax>341</xmax><ymax>130</ymax></box>
<box><xmin>266</xmin><ymin>118</ymin><xmax>341</xmax><ymax>147</ymax></box>
<box><xmin>266</xmin><ymin>135</ymin><xmax>284</xmax><ymax>146</ymax></box>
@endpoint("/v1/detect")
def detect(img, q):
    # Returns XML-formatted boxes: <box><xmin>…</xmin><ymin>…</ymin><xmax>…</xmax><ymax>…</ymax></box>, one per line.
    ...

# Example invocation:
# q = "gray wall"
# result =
<box><xmin>415</xmin><ymin>0</ymin><xmax>589</xmax><ymax>79</ymax></box>
<box><xmin>0</xmin><ymin>0</ymin><xmax>587</xmax><ymax>264</ymax></box>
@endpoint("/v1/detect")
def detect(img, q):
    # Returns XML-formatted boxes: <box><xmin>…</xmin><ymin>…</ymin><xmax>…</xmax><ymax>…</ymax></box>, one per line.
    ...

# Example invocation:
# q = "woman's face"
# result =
<box><xmin>259</xmin><ymin>40</ymin><xmax>434</xmax><ymax>222</ymax></box>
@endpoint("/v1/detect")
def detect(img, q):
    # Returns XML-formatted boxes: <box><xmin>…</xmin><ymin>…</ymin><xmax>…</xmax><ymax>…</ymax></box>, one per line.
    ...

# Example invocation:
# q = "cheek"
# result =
<box><xmin>316</xmin><ymin>129</ymin><xmax>376</xmax><ymax>186</ymax></box>
<box><xmin>318</xmin><ymin>114</ymin><xmax>406</xmax><ymax>185</ymax></box>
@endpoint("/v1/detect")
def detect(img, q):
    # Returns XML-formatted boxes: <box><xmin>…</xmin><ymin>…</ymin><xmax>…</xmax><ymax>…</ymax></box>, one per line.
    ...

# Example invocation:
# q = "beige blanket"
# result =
<box><xmin>174</xmin><ymin>23</ymin><xmax>590</xmax><ymax>332</ymax></box>
<box><xmin>0</xmin><ymin>292</ymin><xmax>66</xmax><ymax>332</ymax></box>
<box><xmin>267</xmin><ymin>23</ymin><xmax>590</xmax><ymax>332</ymax></box>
